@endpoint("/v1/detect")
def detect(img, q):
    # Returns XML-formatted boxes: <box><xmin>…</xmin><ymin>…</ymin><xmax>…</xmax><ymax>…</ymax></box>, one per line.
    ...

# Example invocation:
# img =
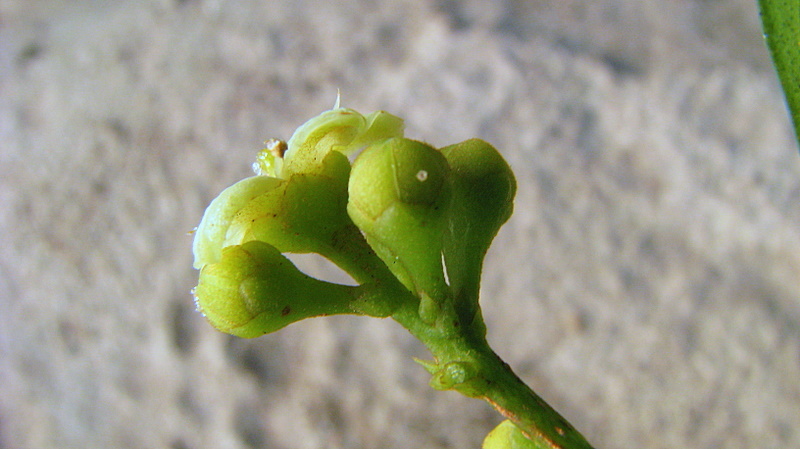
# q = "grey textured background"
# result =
<box><xmin>2</xmin><ymin>1</ymin><xmax>799</xmax><ymax>448</ymax></box>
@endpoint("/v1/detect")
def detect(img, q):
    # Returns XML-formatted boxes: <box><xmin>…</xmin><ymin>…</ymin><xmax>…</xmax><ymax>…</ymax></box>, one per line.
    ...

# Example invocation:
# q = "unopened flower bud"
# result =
<box><xmin>194</xmin><ymin>241</ymin><xmax>359</xmax><ymax>338</ymax></box>
<box><xmin>348</xmin><ymin>137</ymin><xmax>451</xmax><ymax>298</ymax></box>
<box><xmin>439</xmin><ymin>139</ymin><xmax>516</xmax><ymax>329</ymax></box>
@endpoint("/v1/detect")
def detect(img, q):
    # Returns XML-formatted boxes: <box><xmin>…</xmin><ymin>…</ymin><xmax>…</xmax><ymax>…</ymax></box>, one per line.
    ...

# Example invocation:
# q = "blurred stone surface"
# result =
<box><xmin>1</xmin><ymin>0</ymin><xmax>799</xmax><ymax>448</ymax></box>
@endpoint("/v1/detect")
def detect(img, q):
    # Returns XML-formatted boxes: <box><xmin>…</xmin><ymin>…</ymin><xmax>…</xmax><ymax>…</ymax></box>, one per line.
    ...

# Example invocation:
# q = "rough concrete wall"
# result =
<box><xmin>1</xmin><ymin>1</ymin><xmax>799</xmax><ymax>448</ymax></box>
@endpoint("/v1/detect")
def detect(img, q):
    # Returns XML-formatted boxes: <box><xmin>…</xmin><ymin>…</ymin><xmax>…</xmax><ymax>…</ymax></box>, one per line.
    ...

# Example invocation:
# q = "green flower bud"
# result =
<box><xmin>224</xmin><ymin>150</ymin><xmax>352</xmax><ymax>255</ymax></box>
<box><xmin>194</xmin><ymin>148</ymin><xmax>354</xmax><ymax>256</ymax></box>
<box><xmin>282</xmin><ymin>108</ymin><xmax>404</xmax><ymax>178</ymax></box>
<box><xmin>439</xmin><ymin>139</ymin><xmax>516</xmax><ymax>329</ymax></box>
<box><xmin>440</xmin><ymin>138</ymin><xmax>516</xmax><ymax>264</ymax></box>
<box><xmin>347</xmin><ymin>137</ymin><xmax>451</xmax><ymax>300</ymax></box>
<box><xmin>194</xmin><ymin>240</ymin><xmax>363</xmax><ymax>338</ymax></box>
<box><xmin>483</xmin><ymin>420</ymin><xmax>543</xmax><ymax>449</ymax></box>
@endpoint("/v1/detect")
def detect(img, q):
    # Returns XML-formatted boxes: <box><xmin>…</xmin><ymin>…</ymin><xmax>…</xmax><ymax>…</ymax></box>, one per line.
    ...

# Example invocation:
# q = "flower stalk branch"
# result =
<box><xmin>191</xmin><ymin>106</ymin><xmax>594</xmax><ymax>448</ymax></box>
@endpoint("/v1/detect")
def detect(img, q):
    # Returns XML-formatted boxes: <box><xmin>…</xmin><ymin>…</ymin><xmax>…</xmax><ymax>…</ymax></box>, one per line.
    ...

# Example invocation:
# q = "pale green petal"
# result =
<box><xmin>282</xmin><ymin>108</ymin><xmax>404</xmax><ymax>177</ymax></box>
<box><xmin>192</xmin><ymin>175</ymin><xmax>283</xmax><ymax>269</ymax></box>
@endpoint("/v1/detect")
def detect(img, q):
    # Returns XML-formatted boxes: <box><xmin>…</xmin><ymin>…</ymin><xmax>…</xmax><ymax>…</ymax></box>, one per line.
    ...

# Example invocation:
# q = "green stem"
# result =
<box><xmin>323</xmin><ymin>224</ymin><xmax>399</xmax><ymax>285</ymax></box>
<box><xmin>477</xmin><ymin>351</ymin><xmax>593</xmax><ymax>449</ymax></box>
<box><xmin>392</xmin><ymin>301</ymin><xmax>594</xmax><ymax>449</ymax></box>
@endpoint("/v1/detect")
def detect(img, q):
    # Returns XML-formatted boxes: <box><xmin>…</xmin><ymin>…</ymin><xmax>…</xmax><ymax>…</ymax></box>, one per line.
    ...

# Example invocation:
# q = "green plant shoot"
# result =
<box><xmin>192</xmin><ymin>106</ymin><xmax>595</xmax><ymax>448</ymax></box>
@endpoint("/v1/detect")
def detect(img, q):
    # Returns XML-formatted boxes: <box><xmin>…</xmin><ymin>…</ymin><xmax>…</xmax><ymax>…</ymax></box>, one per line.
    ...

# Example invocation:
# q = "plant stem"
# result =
<box><xmin>477</xmin><ymin>350</ymin><xmax>593</xmax><ymax>449</ymax></box>
<box><xmin>392</xmin><ymin>301</ymin><xmax>594</xmax><ymax>449</ymax></box>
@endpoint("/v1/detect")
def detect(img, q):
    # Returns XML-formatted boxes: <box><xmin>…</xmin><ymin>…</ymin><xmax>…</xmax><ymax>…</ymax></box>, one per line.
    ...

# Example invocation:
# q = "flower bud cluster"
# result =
<box><xmin>192</xmin><ymin>107</ymin><xmax>515</xmax><ymax>338</ymax></box>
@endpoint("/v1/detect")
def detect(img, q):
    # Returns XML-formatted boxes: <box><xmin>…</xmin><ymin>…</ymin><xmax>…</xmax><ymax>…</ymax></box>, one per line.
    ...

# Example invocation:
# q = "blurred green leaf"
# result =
<box><xmin>759</xmin><ymin>0</ymin><xmax>800</xmax><ymax>147</ymax></box>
